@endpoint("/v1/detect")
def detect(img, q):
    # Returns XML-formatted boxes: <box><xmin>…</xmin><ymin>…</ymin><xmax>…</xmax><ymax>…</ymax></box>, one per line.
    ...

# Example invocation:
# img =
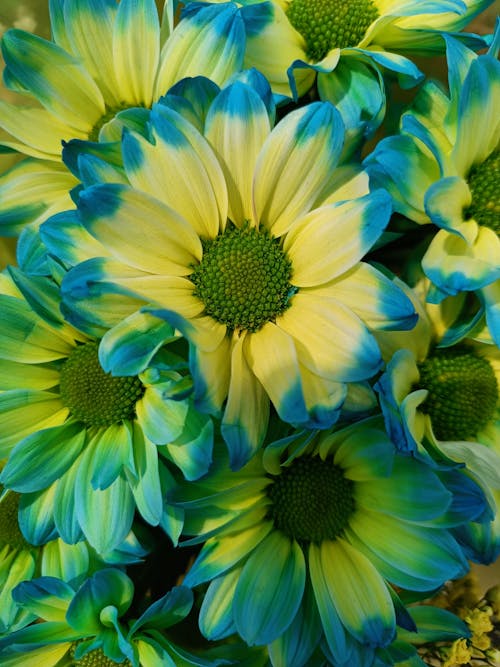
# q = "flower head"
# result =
<box><xmin>0</xmin><ymin>569</ymin><xmax>198</xmax><ymax>667</ymax></box>
<box><xmin>0</xmin><ymin>0</ymin><xmax>246</xmax><ymax>235</ymax></box>
<box><xmin>365</xmin><ymin>30</ymin><xmax>500</xmax><ymax>346</ymax></box>
<box><xmin>193</xmin><ymin>0</ymin><xmax>492</xmax><ymax>100</ymax></box>
<box><xmin>171</xmin><ymin>419</ymin><xmax>469</xmax><ymax>664</ymax></box>
<box><xmin>0</xmin><ymin>478</ymin><xmax>146</xmax><ymax>636</ymax></box>
<box><xmin>0</xmin><ymin>270</ymin><xmax>212</xmax><ymax>554</ymax></box>
<box><xmin>41</xmin><ymin>77</ymin><xmax>416</xmax><ymax>468</ymax></box>
<box><xmin>374</xmin><ymin>280</ymin><xmax>500</xmax><ymax>564</ymax></box>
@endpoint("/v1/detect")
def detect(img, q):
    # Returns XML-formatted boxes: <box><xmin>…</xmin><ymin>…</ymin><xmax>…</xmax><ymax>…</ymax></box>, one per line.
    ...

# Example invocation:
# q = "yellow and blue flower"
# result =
<box><xmin>365</xmin><ymin>28</ymin><xmax>500</xmax><ymax>346</ymax></box>
<box><xmin>170</xmin><ymin>419</ymin><xmax>470</xmax><ymax>665</ymax></box>
<box><xmin>187</xmin><ymin>0</ymin><xmax>493</xmax><ymax>100</ymax></box>
<box><xmin>374</xmin><ymin>280</ymin><xmax>500</xmax><ymax>564</ymax></box>
<box><xmin>0</xmin><ymin>270</ymin><xmax>212</xmax><ymax>554</ymax></box>
<box><xmin>40</xmin><ymin>78</ymin><xmax>416</xmax><ymax>468</ymax></box>
<box><xmin>0</xmin><ymin>569</ymin><xmax>204</xmax><ymax>667</ymax></box>
<box><xmin>0</xmin><ymin>482</ymin><xmax>146</xmax><ymax>637</ymax></box>
<box><xmin>0</xmin><ymin>0</ymin><xmax>246</xmax><ymax>235</ymax></box>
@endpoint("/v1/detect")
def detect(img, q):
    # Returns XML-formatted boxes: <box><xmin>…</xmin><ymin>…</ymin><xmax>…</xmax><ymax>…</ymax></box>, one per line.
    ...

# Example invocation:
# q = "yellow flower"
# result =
<box><xmin>443</xmin><ymin>638</ymin><xmax>472</xmax><ymax>667</ymax></box>
<box><xmin>465</xmin><ymin>608</ymin><xmax>493</xmax><ymax>636</ymax></box>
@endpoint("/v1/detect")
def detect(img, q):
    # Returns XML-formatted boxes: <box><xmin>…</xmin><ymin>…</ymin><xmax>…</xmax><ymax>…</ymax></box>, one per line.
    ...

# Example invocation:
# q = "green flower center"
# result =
<box><xmin>70</xmin><ymin>645</ymin><xmax>132</xmax><ymax>667</ymax></box>
<box><xmin>418</xmin><ymin>347</ymin><xmax>498</xmax><ymax>441</ymax></box>
<box><xmin>286</xmin><ymin>0</ymin><xmax>379</xmax><ymax>62</ymax></box>
<box><xmin>190</xmin><ymin>224</ymin><xmax>294</xmax><ymax>333</ymax></box>
<box><xmin>466</xmin><ymin>150</ymin><xmax>500</xmax><ymax>234</ymax></box>
<box><xmin>59</xmin><ymin>342</ymin><xmax>144</xmax><ymax>427</ymax></box>
<box><xmin>266</xmin><ymin>455</ymin><xmax>355</xmax><ymax>543</ymax></box>
<box><xmin>0</xmin><ymin>487</ymin><xmax>29</xmax><ymax>551</ymax></box>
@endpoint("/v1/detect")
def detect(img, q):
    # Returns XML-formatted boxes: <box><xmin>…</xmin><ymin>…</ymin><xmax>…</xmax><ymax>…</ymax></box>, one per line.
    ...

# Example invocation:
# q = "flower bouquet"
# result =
<box><xmin>0</xmin><ymin>1</ymin><xmax>499</xmax><ymax>665</ymax></box>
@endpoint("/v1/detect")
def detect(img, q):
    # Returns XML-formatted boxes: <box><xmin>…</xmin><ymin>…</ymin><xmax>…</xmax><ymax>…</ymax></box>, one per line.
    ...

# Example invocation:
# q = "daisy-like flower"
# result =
<box><xmin>171</xmin><ymin>419</ymin><xmax>469</xmax><ymax>665</ymax></box>
<box><xmin>41</xmin><ymin>78</ymin><xmax>416</xmax><ymax>468</ymax></box>
<box><xmin>0</xmin><ymin>269</ymin><xmax>213</xmax><ymax>554</ymax></box>
<box><xmin>190</xmin><ymin>0</ymin><xmax>493</xmax><ymax>99</ymax></box>
<box><xmin>0</xmin><ymin>482</ymin><xmax>146</xmax><ymax>636</ymax></box>
<box><xmin>374</xmin><ymin>280</ymin><xmax>500</xmax><ymax>564</ymax></box>
<box><xmin>0</xmin><ymin>0</ymin><xmax>246</xmax><ymax>234</ymax></box>
<box><xmin>365</xmin><ymin>30</ymin><xmax>500</xmax><ymax>346</ymax></box>
<box><xmin>0</xmin><ymin>569</ymin><xmax>203</xmax><ymax>667</ymax></box>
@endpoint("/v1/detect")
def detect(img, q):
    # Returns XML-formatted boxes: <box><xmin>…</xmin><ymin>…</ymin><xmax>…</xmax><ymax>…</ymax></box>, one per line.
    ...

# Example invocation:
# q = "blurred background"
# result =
<box><xmin>0</xmin><ymin>0</ymin><xmax>499</xmax><ymax>590</ymax></box>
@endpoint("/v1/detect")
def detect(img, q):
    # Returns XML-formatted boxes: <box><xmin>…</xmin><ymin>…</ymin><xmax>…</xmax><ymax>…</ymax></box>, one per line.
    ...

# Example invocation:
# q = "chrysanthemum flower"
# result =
<box><xmin>0</xmin><ymin>569</ymin><xmax>198</xmax><ymax>667</ymax></box>
<box><xmin>0</xmin><ymin>270</ymin><xmax>212</xmax><ymax>554</ymax></box>
<box><xmin>365</xmin><ymin>31</ymin><xmax>500</xmax><ymax>346</ymax></box>
<box><xmin>42</xmin><ymin>79</ymin><xmax>416</xmax><ymax>468</ymax></box>
<box><xmin>0</xmin><ymin>482</ymin><xmax>146</xmax><ymax>636</ymax></box>
<box><xmin>171</xmin><ymin>419</ymin><xmax>469</xmax><ymax>665</ymax></box>
<box><xmin>192</xmin><ymin>0</ymin><xmax>493</xmax><ymax>99</ymax></box>
<box><xmin>0</xmin><ymin>0</ymin><xmax>246</xmax><ymax>234</ymax></box>
<box><xmin>374</xmin><ymin>281</ymin><xmax>500</xmax><ymax>563</ymax></box>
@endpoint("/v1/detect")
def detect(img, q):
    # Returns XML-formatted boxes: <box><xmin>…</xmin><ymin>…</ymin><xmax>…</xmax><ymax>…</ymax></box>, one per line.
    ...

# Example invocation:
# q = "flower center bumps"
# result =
<box><xmin>0</xmin><ymin>488</ymin><xmax>27</xmax><ymax>551</ymax></box>
<box><xmin>59</xmin><ymin>341</ymin><xmax>144</xmax><ymax>426</ymax></box>
<box><xmin>190</xmin><ymin>224</ymin><xmax>294</xmax><ymax>332</ymax></box>
<box><xmin>286</xmin><ymin>0</ymin><xmax>379</xmax><ymax>61</ymax></box>
<box><xmin>70</xmin><ymin>645</ymin><xmax>132</xmax><ymax>667</ymax></box>
<box><xmin>466</xmin><ymin>149</ymin><xmax>500</xmax><ymax>234</ymax></box>
<box><xmin>267</xmin><ymin>456</ymin><xmax>355</xmax><ymax>543</ymax></box>
<box><xmin>418</xmin><ymin>347</ymin><xmax>498</xmax><ymax>441</ymax></box>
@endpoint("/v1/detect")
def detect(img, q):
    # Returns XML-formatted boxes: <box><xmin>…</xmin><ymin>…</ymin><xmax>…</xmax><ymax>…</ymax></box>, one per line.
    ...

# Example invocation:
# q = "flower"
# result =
<box><xmin>0</xmin><ymin>0</ymin><xmax>246</xmax><ymax>234</ymax></box>
<box><xmin>373</xmin><ymin>280</ymin><xmax>500</xmax><ymax>564</ymax></box>
<box><xmin>189</xmin><ymin>0</ymin><xmax>492</xmax><ymax>99</ymax></box>
<box><xmin>40</xmin><ymin>77</ymin><xmax>416</xmax><ymax>468</ymax></box>
<box><xmin>0</xmin><ymin>482</ymin><xmax>146</xmax><ymax>636</ymax></box>
<box><xmin>365</xmin><ymin>29</ymin><xmax>500</xmax><ymax>346</ymax></box>
<box><xmin>0</xmin><ymin>569</ymin><xmax>201</xmax><ymax>667</ymax></box>
<box><xmin>0</xmin><ymin>269</ymin><xmax>213</xmax><ymax>554</ymax></box>
<box><xmin>170</xmin><ymin>418</ymin><xmax>469</xmax><ymax>664</ymax></box>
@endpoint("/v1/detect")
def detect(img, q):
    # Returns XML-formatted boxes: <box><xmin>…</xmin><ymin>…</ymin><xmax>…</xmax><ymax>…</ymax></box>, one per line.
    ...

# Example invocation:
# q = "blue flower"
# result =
<box><xmin>40</xmin><ymin>77</ymin><xmax>416</xmax><ymax>469</ymax></box>
<box><xmin>0</xmin><ymin>569</ymin><xmax>204</xmax><ymax>667</ymax></box>
<box><xmin>0</xmin><ymin>270</ymin><xmax>212</xmax><ymax>554</ymax></box>
<box><xmin>171</xmin><ymin>419</ymin><xmax>469</xmax><ymax>664</ymax></box>
<box><xmin>0</xmin><ymin>0</ymin><xmax>246</xmax><ymax>234</ymax></box>
<box><xmin>365</xmin><ymin>28</ymin><xmax>500</xmax><ymax>345</ymax></box>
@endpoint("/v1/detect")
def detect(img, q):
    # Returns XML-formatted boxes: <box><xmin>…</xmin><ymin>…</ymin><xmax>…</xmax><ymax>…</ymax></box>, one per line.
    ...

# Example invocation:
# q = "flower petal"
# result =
<box><xmin>75</xmin><ymin>456</ymin><xmax>135</xmax><ymax>554</ymax></box>
<box><xmin>0</xmin><ymin>105</ymin><xmax>81</xmax><ymax>160</ymax></box>
<box><xmin>184</xmin><ymin>521</ymin><xmax>272</xmax><ymax>589</ymax></box>
<box><xmin>246</xmin><ymin>322</ymin><xmax>309</xmax><ymax>425</ymax></box>
<box><xmin>140</xmin><ymin>389</ymin><xmax>187</xmax><ymax>448</ymax></box>
<box><xmin>254</xmin><ymin>102</ymin><xmax>345</xmax><ymax>236</ymax></box>
<box><xmin>205</xmin><ymin>81</ymin><xmax>271</xmax><ymax>225</ymax></box>
<box><xmin>313</xmin><ymin>538</ymin><xmax>395</xmax><ymax>647</ymax></box>
<box><xmin>155</xmin><ymin>2</ymin><xmax>245</xmax><ymax>96</ymax></box>
<box><xmin>308</xmin><ymin>541</ymin><xmax>351</xmax><ymax>663</ymax></box>
<box><xmin>77</xmin><ymin>183</ymin><xmax>202</xmax><ymax>274</ymax></box>
<box><xmin>60</xmin><ymin>0</ymin><xmax>119</xmax><ymax>106</ymax></box>
<box><xmin>0</xmin><ymin>421</ymin><xmax>85</xmax><ymax>493</ymax></box>
<box><xmin>0</xmin><ymin>158</ymin><xmax>77</xmax><ymax>235</ymax></box>
<box><xmin>198</xmin><ymin>568</ymin><xmax>240</xmax><ymax>641</ymax></box>
<box><xmin>112</xmin><ymin>0</ymin><xmax>160</xmax><ymax>106</ymax></box>
<box><xmin>233</xmin><ymin>532</ymin><xmax>306</xmax><ymax>645</ymax></box>
<box><xmin>356</xmin><ymin>457</ymin><xmax>452</xmax><ymax>521</ymax></box>
<box><xmin>222</xmin><ymin>334</ymin><xmax>269</xmax><ymax>470</ymax></box>
<box><xmin>125</xmin><ymin>425</ymin><xmax>163</xmax><ymax>525</ymax></box>
<box><xmin>277</xmin><ymin>292</ymin><xmax>382</xmax><ymax>382</ymax></box>
<box><xmin>348</xmin><ymin>511</ymin><xmax>468</xmax><ymax>589</ymax></box>
<box><xmin>319</xmin><ymin>262</ymin><xmax>417</xmax><ymax>332</ymax></box>
<box><xmin>122</xmin><ymin>104</ymin><xmax>227</xmax><ymax>239</ymax></box>
<box><xmin>1</xmin><ymin>29</ymin><xmax>104</xmax><ymax>129</ymax></box>
<box><xmin>423</xmin><ymin>228</ymin><xmax>500</xmax><ymax>295</ymax></box>
<box><xmin>284</xmin><ymin>190</ymin><xmax>392</xmax><ymax>286</ymax></box>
